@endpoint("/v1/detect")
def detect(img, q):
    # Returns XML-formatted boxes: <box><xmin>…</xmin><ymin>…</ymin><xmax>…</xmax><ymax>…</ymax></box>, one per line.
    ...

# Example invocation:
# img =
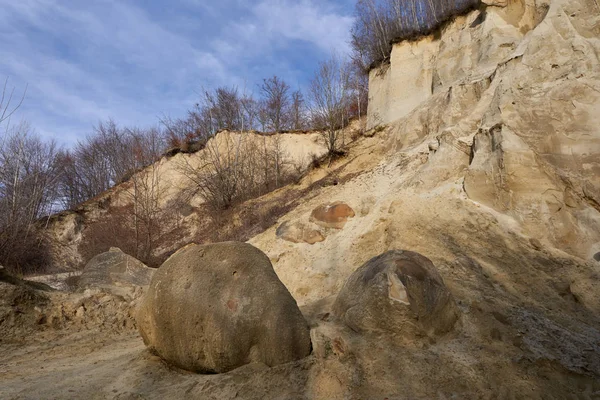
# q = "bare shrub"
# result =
<box><xmin>0</xmin><ymin>122</ymin><xmax>62</xmax><ymax>275</ymax></box>
<box><xmin>77</xmin><ymin>204</ymin><xmax>173</xmax><ymax>268</ymax></box>
<box><xmin>177</xmin><ymin>130</ymin><xmax>301</xmax><ymax>211</ymax></box>
<box><xmin>123</xmin><ymin>159</ymin><xmax>177</xmax><ymax>265</ymax></box>
<box><xmin>78</xmin><ymin>158</ymin><xmax>181</xmax><ymax>268</ymax></box>
<box><xmin>309</xmin><ymin>54</ymin><xmax>352</xmax><ymax>157</ymax></box>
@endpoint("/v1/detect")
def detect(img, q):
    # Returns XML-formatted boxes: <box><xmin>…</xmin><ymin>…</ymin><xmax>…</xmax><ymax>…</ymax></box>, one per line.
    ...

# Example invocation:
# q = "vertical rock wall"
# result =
<box><xmin>366</xmin><ymin>0</ymin><xmax>548</xmax><ymax>130</ymax></box>
<box><xmin>366</xmin><ymin>0</ymin><xmax>600</xmax><ymax>259</ymax></box>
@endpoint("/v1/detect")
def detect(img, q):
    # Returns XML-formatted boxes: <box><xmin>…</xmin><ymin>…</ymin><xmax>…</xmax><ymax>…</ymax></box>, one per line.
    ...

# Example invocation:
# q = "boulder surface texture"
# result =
<box><xmin>79</xmin><ymin>248</ymin><xmax>154</xmax><ymax>288</ymax></box>
<box><xmin>136</xmin><ymin>241</ymin><xmax>312</xmax><ymax>373</ymax></box>
<box><xmin>334</xmin><ymin>250</ymin><xmax>459</xmax><ymax>336</ymax></box>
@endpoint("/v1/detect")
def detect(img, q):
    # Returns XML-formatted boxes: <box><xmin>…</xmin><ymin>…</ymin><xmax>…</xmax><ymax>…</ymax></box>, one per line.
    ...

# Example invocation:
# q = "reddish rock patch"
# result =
<box><xmin>227</xmin><ymin>299</ymin><xmax>238</xmax><ymax>312</ymax></box>
<box><xmin>309</xmin><ymin>202</ymin><xmax>355</xmax><ymax>229</ymax></box>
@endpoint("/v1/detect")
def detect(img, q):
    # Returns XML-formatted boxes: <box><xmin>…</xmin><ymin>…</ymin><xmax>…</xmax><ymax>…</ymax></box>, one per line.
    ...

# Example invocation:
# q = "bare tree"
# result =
<box><xmin>0</xmin><ymin>122</ymin><xmax>62</xmax><ymax>274</ymax></box>
<box><xmin>290</xmin><ymin>90</ymin><xmax>306</xmax><ymax>130</ymax></box>
<box><xmin>348</xmin><ymin>60</ymin><xmax>369</xmax><ymax>120</ymax></box>
<box><xmin>309</xmin><ymin>54</ymin><xmax>351</xmax><ymax>157</ymax></box>
<box><xmin>125</xmin><ymin>160</ymin><xmax>168</xmax><ymax>264</ymax></box>
<box><xmin>259</xmin><ymin>76</ymin><xmax>291</xmax><ymax>132</ymax></box>
<box><xmin>0</xmin><ymin>78</ymin><xmax>27</xmax><ymax>127</ymax></box>
<box><xmin>57</xmin><ymin>122</ymin><xmax>166</xmax><ymax>209</ymax></box>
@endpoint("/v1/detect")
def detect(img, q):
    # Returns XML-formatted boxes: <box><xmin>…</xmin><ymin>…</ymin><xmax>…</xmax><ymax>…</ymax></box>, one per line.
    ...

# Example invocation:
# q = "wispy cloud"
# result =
<box><xmin>0</xmin><ymin>0</ymin><xmax>354</xmax><ymax>145</ymax></box>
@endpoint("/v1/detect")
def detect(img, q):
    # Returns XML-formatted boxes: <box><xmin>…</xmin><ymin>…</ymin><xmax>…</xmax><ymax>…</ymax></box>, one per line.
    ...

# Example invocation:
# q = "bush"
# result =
<box><xmin>0</xmin><ymin>227</ymin><xmax>54</xmax><ymax>276</ymax></box>
<box><xmin>178</xmin><ymin>132</ymin><xmax>301</xmax><ymax>211</ymax></box>
<box><xmin>78</xmin><ymin>206</ymin><xmax>170</xmax><ymax>268</ymax></box>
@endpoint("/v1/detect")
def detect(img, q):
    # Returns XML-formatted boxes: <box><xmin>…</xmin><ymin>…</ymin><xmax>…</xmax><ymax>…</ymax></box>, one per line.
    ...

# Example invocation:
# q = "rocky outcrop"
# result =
<box><xmin>367</xmin><ymin>0</ymin><xmax>550</xmax><ymax>130</ymax></box>
<box><xmin>136</xmin><ymin>242</ymin><xmax>312</xmax><ymax>373</ymax></box>
<box><xmin>333</xmin><ymin>250</ymin><xmax>459</xmax><ymax>336</ymax></box>
<box><xmin>309</xmin><ymin>202</ymin><xmax>355</xmax><ymax>229</ymax></box>
<box><xmin>364</xmin><ymin>0</ymin><xmax>600</xmax><ymax>261</ymax></box>
<box><xmin>78</xmin><ymin>248</ymin><xmax>154</xmax><ymax>289</ymax></box>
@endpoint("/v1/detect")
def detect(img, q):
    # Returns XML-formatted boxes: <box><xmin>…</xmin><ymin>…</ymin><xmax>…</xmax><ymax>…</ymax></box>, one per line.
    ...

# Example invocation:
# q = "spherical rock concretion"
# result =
<box><xmin>136</xmin><ymin>242</ymin><xmax>312</xmax><ymax>373</ymax></box>
<box><xmin>334</xmin><ymin>250</ymin><xmax>459</xmax><ymax>336</ymax></box>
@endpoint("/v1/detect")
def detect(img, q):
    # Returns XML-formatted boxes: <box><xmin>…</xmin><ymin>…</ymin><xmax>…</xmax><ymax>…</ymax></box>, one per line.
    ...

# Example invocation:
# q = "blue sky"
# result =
<box><xmin>0</xmin><ymin>0</ymin><xmax>355</xmax><ymax>145</ymax></box>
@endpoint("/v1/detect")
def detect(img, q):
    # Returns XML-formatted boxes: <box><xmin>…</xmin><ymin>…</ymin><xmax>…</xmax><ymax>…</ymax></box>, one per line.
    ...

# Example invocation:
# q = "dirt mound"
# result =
<box><xmin>0</xmin><ymin>282</ymin><xmax>143</xmax><ymax>344</ymax></box>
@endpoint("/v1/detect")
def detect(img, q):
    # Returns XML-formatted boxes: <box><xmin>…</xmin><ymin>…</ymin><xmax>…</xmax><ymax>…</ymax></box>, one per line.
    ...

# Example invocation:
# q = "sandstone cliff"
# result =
<box><xmin>363</xmin><ymin>0</ymin><xmax>600</xmax><ymax>261</ymax></box>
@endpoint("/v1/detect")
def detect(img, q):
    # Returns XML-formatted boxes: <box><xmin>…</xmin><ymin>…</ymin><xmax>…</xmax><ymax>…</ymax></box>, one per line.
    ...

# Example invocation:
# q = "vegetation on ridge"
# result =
<box><xmin>351</xmin><ymin>0</ymin><xmax>480</xmax><ymax>70</ymax></box>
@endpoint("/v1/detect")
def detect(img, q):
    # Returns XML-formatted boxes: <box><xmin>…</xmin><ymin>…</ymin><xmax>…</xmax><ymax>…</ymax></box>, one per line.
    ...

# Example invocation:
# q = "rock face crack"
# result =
<box><xmin>387</xmin><ymin>271</ymin><xmax>410</xmax><ymax>305</ymax></box>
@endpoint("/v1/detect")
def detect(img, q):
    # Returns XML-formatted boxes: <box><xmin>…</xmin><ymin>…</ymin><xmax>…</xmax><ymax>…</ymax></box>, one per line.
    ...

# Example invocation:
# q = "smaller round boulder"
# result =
<box><xmin>276</xmin><ymin>220</ymin><xmax>325</xmax><ymax>245</ymax></box>
<box><xmin>136</xmin><ymin>242</ymin><xmax>312</xmax><ymax>373</ymax></box>
<box><xmin>333</xmin><ymin>250</ymin><xmax>459</xmax><ymax>336</ymax></box>
<box><xmin>79</xmin><ymin>248</ymin><xmax>154</xmax><ymax>289</ymax></box>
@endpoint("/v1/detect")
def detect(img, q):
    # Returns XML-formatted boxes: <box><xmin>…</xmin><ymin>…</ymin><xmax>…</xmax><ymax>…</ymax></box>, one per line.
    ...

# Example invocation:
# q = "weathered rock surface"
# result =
<box><xmin>367</xmin><ymin>0</ymin><xmax>547</xmax><ymax>130</ymax></box>
<box><xmin>333</xmin><ymin>250</ymin><xmax>459</xmax><ymax>336</ymax></box>
<box><xmin>78</xmin><ymin>248</ymin><xmax>154</xmax><ymax>289</ymax></box>
<box><xmin>309</xmin><ymin>202</ymin><xmax>355</xmax><ymax>229</ymax></box>
<box><xmin>136</xmin><ymin>242</ymin><xmax>312</xmax><ymax>373</ymax></box>
<box><xmin>365</xmin><ymin>0</ymin><xmax>600</xmax><ymax>261</ymax></box>
<box><xmin>276</xmin><ymin>220</ymin><xmax>325</xmax><ymax>244</ymax></box>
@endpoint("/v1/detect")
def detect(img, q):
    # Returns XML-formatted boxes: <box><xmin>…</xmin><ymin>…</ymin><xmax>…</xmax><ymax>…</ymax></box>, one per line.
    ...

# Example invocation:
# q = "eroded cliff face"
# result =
<box><xmin>364</xmin><ymin>0</ymin><xmax>600</xmax><ymax>260</ymax></box>
<box><xmin>367</xmin><ymin>0</ymin><xmax>550</xmax><ymax>129</ymax></box>
<box><xmin>47</xmin><ymin>130</ymin><xmax>329</xmax><ymax>269</ymax></box>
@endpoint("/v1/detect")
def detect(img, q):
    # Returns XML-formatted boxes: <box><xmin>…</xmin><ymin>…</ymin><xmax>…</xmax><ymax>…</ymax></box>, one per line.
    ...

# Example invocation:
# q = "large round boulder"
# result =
<box><xmin>79</xmin><ymin>248</ymin><xmax>154</xmax><ymax>289</ymax></box>
<box><xmin>333</xmin><ymin>250</ymin><xmax>459</xmax><ymax>336</ymax></box>
<box><xmin>136</xmin><ymin>242</ymin><xmax>312</xmax><ymax>373</ymax></box>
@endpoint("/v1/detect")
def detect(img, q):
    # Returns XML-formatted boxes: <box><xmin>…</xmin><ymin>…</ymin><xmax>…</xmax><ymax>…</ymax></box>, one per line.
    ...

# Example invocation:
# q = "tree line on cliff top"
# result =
<box><xmin>351</xmin><ymin>0</ymin><xmax>480</xmax><ymax>70</ymax></box>
<box><xmin>0</xmin><ymin>53</ymin><xmax>368</xmax><ymax>274</ymax></box>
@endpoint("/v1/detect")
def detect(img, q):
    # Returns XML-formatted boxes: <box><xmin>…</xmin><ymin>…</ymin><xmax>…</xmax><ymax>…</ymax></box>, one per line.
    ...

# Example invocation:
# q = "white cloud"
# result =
<box><xmin>251</xmin><ymin>0</ymin><xmax>354</xmax><ymax>54</ymax></box>
<box><xmin>0</xmin><ymin>0</ymin><xmax>354</xmax><ymax>146</ymax></box>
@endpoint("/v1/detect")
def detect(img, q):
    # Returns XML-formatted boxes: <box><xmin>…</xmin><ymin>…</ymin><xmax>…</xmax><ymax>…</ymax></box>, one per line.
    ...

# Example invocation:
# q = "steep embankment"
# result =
<box><xmin>46</xmin><ymin>130</ymin><xmax>329</xmax><ymax>269</ymax></box>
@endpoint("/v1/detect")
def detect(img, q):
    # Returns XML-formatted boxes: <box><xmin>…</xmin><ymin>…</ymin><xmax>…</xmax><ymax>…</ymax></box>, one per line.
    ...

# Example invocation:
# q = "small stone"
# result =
<box><xmin>276</xmin><ymin>221</ymin><xmax>325</xmax><ymax>244</ymax></box>
<box><xmin>529</xmin><ymin>238</ymin><xmax>543</xmax><ymax>251</ymax></box>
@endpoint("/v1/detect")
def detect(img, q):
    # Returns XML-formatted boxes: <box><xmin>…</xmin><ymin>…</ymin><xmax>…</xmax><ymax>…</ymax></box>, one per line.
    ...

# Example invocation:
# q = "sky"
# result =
<box><xmin>0</xmin><ymin>0</ymin><xmax>355</xmax><ymax>146</ymax></box>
